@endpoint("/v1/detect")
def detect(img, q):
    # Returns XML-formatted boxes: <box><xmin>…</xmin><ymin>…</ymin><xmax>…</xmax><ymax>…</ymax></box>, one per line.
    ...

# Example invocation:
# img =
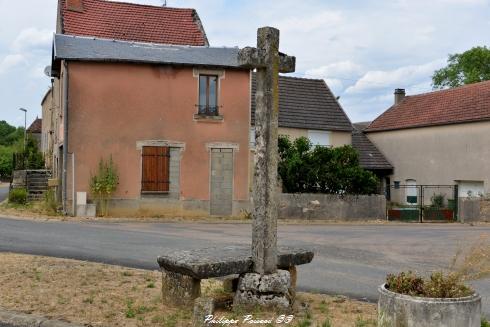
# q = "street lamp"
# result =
<box><xmin>19</xmin><ymin>108</ymin><xmax>27</xmax><ymax>168</ymax></box>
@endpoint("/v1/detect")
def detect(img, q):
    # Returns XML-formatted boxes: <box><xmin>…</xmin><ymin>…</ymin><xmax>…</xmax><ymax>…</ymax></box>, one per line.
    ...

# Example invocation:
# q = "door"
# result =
<box><xmin>406</xmin><ymin>179</ymin><xmax>417</xmax><ymax>204</ymax></box>
<box><xmin>210</xmin><ymin>148</ymin><xmax>233</xmax><ymax>215</ymax></box>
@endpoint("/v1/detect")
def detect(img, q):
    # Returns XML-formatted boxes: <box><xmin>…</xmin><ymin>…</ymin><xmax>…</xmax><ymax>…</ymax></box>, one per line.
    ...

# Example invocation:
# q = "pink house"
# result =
<box><xmin>45</xmin><ymin>0</ymin><xmax>251</xmax><ymax>216</ymax></box>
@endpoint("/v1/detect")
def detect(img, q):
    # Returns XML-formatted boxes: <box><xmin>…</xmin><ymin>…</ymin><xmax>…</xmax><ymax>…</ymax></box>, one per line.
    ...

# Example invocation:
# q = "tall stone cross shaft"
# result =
<box><xmin>238</xmin><ymin>27</ymin><xmax>295</xmax><ymax>274</ymax></box>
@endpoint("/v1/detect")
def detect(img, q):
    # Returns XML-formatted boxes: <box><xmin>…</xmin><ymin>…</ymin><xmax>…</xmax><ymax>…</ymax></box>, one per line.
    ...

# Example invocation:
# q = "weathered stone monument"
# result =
<box><xmin>156</xmin><ymin>27</ymin><xmax>312</xmax><ymax>322</ymax></box>
<box><xmin>233</xmin><ymin>26</ymin><xmax>296</xmax><ymax>310</ymax></box>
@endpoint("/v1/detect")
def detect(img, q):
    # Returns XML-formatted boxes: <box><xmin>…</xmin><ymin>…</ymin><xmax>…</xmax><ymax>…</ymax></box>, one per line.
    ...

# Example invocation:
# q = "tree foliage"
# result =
<box><xmin>278</xmin><ymin>136</ymin><xmax>379</xmax><ymax>195</ymax></box>
<box><xmin>90</xmin><ymin>156</ymin><xmax>119</xmax><ymax>216</ymax></box>
<box><xmin>432</xmin><ymin>46</ymin><xmax>490</xmax><ymax>89</ymax></box>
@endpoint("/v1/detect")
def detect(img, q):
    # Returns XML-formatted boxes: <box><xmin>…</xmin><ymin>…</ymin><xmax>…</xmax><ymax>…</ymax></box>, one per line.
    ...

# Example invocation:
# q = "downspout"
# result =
<box><xmin>62</xmin><ymin>61</ymin><xmax>69</xmax><ymax>214</ymax></box>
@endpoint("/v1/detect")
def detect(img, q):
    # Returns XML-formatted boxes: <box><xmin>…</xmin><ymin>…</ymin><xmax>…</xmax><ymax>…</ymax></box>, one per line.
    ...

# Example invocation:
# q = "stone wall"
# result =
<box><xmin>279</xmin><ymin>193</ymin><xmax>386</xmax><ymax>220</ymax></box>
<box><xmin>459</xmin><ymin>198</ymin><xmax>490</xmax><ymax>222</ymax></box>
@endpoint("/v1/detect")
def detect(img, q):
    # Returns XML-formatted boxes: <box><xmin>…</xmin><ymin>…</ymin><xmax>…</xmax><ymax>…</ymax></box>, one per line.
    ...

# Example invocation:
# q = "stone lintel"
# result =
<box><xmin>136</xmin><ymin>140</ymin><xmax>185</xmax><ymax>150</ymax></box>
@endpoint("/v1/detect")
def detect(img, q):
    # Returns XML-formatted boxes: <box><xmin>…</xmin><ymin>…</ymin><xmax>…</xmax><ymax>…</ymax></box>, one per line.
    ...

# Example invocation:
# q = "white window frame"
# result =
<box><xmin>308</xmin><ymin>130</ymin><xmax>331</xmax><ymax>147</ymax></box>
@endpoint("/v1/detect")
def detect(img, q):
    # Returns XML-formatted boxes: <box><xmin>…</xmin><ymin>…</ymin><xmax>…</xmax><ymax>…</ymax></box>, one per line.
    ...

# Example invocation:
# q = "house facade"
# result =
<box><xmin>365</xmin><ymin>82</ymin><xmax>490</xmax><ymax>199</ymax></box>
<box><xmin>44</xmin><ymin>0</ymin><xmax>251</xmax><ymax>216</ymax></box>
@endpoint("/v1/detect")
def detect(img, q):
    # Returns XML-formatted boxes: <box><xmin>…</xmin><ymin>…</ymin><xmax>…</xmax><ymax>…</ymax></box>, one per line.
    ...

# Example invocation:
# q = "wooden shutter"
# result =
<box><xmin>141</xmin><ymin>146</ymin><xmax>170</xmax><ymax>193</ymax></box>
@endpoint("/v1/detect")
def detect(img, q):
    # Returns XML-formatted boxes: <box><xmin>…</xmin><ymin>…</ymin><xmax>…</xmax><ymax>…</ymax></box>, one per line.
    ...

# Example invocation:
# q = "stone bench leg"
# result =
<box><xmin>161</xmin><ymin>269</ymin><xmax>201</xmax><ymax>306</ymax></box>
<box><xmin>288</xmin><ymin>266</ymin><xmax>297</xmax><ymax>304</ymax></box>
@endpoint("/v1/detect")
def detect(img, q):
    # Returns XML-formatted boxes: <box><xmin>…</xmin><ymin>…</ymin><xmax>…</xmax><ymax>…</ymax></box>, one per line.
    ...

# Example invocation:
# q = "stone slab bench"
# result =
<box><xmin>157</xmin><ymin>245</ymin><xmax>314</xmax><ymax>306</ymax></box>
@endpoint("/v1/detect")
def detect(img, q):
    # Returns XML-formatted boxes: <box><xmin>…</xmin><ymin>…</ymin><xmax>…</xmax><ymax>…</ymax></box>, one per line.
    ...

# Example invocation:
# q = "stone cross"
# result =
<box><xmin>238</xmin><ymin>27</ymin><xmax>295</xmax><ymax>275</ymax></box>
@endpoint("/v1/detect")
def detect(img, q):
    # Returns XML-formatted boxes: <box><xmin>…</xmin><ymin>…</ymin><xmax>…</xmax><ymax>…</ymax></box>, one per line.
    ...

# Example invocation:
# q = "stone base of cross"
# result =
<box><xmin>233</xmin><ymin>26</ymin><xmax>296</xmax><ymax>310</ymax></box>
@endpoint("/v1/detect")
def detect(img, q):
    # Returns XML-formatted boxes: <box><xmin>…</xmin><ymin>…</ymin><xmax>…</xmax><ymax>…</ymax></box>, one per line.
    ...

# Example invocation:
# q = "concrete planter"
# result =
<box><xmin>378</xmin><ymin>284</ymin><xmax>481</xmax><ymax>327</ymax></box>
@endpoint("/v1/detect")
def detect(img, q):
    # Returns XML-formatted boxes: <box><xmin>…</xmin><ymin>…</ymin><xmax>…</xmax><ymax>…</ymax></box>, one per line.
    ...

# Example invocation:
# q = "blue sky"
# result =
<box><xmin>0</xmin><ymin>0</ymin><xmax>489</xmax><ymax>127</ymax></box>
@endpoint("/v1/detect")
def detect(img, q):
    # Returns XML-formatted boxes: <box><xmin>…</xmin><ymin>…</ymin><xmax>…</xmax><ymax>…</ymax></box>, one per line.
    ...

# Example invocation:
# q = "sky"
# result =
<box><xmin>0</xmin><ymin>0</ymin><xmax>489</xmax><ymax>128</ymax></box>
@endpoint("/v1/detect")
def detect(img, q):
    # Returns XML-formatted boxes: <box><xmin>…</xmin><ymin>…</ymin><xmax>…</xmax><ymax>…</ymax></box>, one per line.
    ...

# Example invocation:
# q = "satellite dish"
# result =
<box><xmin>44</xmin><ymin>66</ymin><xmax>52</xmax><ymax>77</ymax></box>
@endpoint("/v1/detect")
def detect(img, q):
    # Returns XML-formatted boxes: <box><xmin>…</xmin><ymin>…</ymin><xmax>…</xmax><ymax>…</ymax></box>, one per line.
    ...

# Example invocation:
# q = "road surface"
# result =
<box><xmin>0</xmin><ymin>184</ymin><xmax>8</xmax><ymax>202</ymax></box>
<box><xmin>0</xmin><ymin>217</ymin><xmax>488</xmax><ymax>316</ymax></box>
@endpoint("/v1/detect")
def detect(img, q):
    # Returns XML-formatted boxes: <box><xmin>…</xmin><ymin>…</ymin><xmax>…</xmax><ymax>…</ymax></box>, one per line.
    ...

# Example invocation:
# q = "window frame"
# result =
<box><xmin>198</xmin><ymin>74</ymin><xmax>219</xmax><ymax>116</ymax></box>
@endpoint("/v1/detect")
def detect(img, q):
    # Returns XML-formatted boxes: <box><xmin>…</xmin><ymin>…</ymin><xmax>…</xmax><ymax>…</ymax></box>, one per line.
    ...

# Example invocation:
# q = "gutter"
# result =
<box><xmin>62</xmin><ymin>61</ymin><xmax>69</xmax><ymax>214</ymax></box>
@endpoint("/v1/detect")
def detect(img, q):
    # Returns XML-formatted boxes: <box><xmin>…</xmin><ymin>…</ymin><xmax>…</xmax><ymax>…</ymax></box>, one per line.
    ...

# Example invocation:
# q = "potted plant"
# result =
<box><xmin>379</xmin><ymin>235</ymin><xmax>490</xmax><ymax>327</ymax></box>
<box><xmin>378</xmin><ymin>271</ymin><xmax>481</xmax><ymax>327</ymax></box>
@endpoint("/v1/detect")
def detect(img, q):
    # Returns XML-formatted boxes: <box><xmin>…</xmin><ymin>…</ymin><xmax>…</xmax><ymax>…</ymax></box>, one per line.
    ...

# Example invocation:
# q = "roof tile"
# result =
<box><xmin>366</xmin><ymin>81</ymin><xmax>490</xmax><ymax>132</ymax></box>
<box><xmin>251</xmin><ymin>74</ymin><xmax>352</xmax><ymax>132</ymax></box>
<box><xmin>60</xmin><ymin>0</ymin><xmax>208</xmax><ymax>46</ymax></box>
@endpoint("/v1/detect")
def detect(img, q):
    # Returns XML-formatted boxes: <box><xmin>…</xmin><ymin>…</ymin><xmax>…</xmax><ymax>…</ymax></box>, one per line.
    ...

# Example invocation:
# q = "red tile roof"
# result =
<box><xmin>366</xmin><ymin>80</ymin><xmax>490</xmax><ymax>132</ymax></box>
<box><xmin>27</xmin><ymin>118</ymin><xmax>42</xmax><ymax>134</ymax></box>
<box><xmin>60</xmin><ymin>0</ymin><xmax>208</xmax><ymax>46</ymax></box>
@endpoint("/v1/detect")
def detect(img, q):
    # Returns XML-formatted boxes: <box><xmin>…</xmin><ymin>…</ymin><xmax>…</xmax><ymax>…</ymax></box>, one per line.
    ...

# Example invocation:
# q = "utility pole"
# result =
<box><xmin>19</xmin><ymin>108</ymin><xmax>27</xmax><ymax>168</ymax></box>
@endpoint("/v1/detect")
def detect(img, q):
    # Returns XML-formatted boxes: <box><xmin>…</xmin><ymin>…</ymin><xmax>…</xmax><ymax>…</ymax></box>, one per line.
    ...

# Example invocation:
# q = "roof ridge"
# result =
<box><xmin>407</xmin><ymin>79</ymin><xmax>490</xmax><ymax>98</ymax></box>
<box><xmin>279</xmin><ymin>75</ymin><xmax>324</xmax><ymax>82</ymax></box>
<box><xmin>96</xmin><ymin>0</ymin><xmax>195</xmax><ymax>11</ymax></box>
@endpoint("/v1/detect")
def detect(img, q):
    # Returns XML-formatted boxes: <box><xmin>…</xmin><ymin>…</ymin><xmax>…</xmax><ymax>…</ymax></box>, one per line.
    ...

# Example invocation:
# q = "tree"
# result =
<box><xmin>432</xmin><ymin>46</ymin><xmax>490</xmax><ymax>89</ymax></box>
<box><xmin>278</xmin><ymin>136</ymin><xmax>379</xmax><ymax>195</ymax></box>
<box><xmin>0</xmin><ymin>146</ymin><xmax>14</xmax><ymax>179</ymax></box>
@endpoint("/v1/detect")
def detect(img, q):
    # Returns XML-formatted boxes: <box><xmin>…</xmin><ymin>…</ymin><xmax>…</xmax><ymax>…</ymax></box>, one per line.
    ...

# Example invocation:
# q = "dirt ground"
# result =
<box><xmin>0</xmin><ymin>253</ymin><xmax>377</xmax><ymax>326</ymax></box>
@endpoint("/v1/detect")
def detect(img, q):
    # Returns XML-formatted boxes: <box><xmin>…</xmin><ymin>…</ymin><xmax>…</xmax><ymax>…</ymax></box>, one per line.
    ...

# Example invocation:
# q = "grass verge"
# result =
<box><xmin>0</xmin><ymin>253</ymin><xmax>376</xmax><ymax>326</ymax></box>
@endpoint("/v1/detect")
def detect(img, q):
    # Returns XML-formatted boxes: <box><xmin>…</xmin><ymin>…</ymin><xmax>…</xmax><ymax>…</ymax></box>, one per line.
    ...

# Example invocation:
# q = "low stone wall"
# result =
<box><xmin>459</xmin><ymin>198</ymin><xmax>490</xmax><ymax>222</ymax></box>
<box><xmin>279</xmin><ymin>193</ymin><xmax>386</xmax><ymax>220</ymax></box>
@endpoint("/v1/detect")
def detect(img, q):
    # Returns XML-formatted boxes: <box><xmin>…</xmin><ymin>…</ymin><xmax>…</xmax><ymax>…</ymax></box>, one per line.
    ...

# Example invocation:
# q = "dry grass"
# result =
<box><xmin>450</xmin><ymin>234</ymin><xmax>490</xmax><ymax>281</ymax></box>
<box><xmin>0</xmin><ymin>253</ymin><xmax>376</xmax><ymax>326</ymax></box>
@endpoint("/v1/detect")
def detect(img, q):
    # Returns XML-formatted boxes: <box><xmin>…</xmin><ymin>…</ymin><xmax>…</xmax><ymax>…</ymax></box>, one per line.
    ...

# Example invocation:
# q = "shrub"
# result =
<box><xmin>90</xmin><ymin>156</ymin><xmax>119</xmax><ymax>217</ymax></box>
<box><xmin>43</xmin><ymin>189</ymin><xmax>58</xmax><ymax>214</ymax></box>
<box><xmin>9</xmin><ymin>188</ymin><xmax>27</xmax><ymax>205</ymax></box>
<box><xmin>278</xmin><ymin>136</ymin><xmax>379</xmax><ymax>194</ymax></box>
<box><xmin>385</xmin><ymin>271</ymin><xmax>424</xmax><ymax>296</ymax></box>
<box><xmin>386</xmin><ymin>271</ymin><xmax>473</xmax><ymax>298</ymax></box>
<box><xmin>430</xmin><ymin>193</ymin><xmax>445</xmax><ymax>208</ymax></box>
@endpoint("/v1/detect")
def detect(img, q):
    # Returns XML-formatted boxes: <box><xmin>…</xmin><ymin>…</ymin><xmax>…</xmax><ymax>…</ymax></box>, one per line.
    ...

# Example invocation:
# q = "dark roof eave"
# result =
<box><xmin>53</xmin><ymin>57</ymin><xmax>249</xmax><ymax>70</ymax></box>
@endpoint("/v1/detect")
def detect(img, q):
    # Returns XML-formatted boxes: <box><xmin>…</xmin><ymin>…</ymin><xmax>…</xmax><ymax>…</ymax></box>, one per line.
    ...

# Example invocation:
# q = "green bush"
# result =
<box><xmin>90</xmin><ymin>156</ymin><xmax>119</xmax><ymax>217</ymax></box>
<box><xmin>43</xmin><ymin>189</ymin><xmax>58</xmax><ymax>214</ymax></box>
<box><xmin>386</xmin><ymin>271</ymin><xmax>473</xmax><ymax>298</ymax></box>
<box><xmin>278</xmin><ymin>136</ymin><xmax>379</xmax><ymax>194</ymax></box>
<box><xmin>8</xmin><ymin>188</ymin><xmax>27</xmax><ymax>205</ymax></box>
<box><xmin>430</xmin><ymin>193</ymin><xmax>445</xmax><ymax>208</ymax></box>
<box><xmin>482</xmin><ymin>318</ymin><xmax>490</xmax><ymax>327</ymax></box>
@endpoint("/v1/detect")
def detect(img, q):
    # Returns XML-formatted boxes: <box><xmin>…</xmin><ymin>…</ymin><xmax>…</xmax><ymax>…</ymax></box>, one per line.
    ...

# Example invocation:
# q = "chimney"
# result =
<box><xmin>66</xmin><ymin>0</ymin><xmax>84</xmax><ymax>12</ymax></box>
<box><xmin>394</xmin><ymin>88</ymin><xmax>405</xmax><ymax>105</ymax></box>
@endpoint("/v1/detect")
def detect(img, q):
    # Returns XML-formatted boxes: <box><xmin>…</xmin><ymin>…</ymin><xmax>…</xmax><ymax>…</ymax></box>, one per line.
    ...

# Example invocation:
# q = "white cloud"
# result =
<box><xmin>0</xmin><ymin>54</ymin><xmax>25</xmax><ymax>74</ymax></box>
<box><xmin>274</xmin><ymin>11</ymin><xmax>343</xmax><ymax>33</ymax></box>
<box><xmin>304</xmin><ymin>61</ymin><xmax>363</xmax><ymax>79</ymax></box>
<box><xmin>345</xmin><ymin>59</ymin><xmax>446</xmax><ymax>94</ymax></box>
<box><xmin>12</xmin><ymin>28</ymin><xmax>53</xmax><ymax>51</ymax></box>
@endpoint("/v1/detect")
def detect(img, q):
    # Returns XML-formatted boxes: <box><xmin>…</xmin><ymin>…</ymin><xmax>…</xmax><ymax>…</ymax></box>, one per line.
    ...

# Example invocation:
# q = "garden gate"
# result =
<box><xmin>386</xmin><ymin>184</ymin><xmax>458</xmax><ymax>222</ymax></box>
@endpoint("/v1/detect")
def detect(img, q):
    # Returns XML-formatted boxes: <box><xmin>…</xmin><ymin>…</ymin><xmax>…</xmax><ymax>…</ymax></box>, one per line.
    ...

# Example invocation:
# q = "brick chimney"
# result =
<box><xmin>394</xmin><ymin>88</ymin><xmax>405</xmax><ymax>105</ymax></box>
<box><xmin>66</xmin><ymin>0</ymin><xmax>84</xmax><ymax>12</ymax></box>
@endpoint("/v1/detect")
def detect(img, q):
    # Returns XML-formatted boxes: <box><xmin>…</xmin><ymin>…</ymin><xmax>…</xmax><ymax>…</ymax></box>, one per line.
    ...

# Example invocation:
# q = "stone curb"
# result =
<box><xmin>0</xmin><ymin>308</ymin><xmax>85</xmax><ymax>327</ymax></box>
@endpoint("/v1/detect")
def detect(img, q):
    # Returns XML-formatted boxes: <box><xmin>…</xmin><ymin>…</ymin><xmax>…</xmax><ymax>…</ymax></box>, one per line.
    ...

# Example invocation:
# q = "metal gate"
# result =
<box><xmin>386</xmin><ymin>184</ymin><xmax>458</xmax><ymax>222</ymax></box>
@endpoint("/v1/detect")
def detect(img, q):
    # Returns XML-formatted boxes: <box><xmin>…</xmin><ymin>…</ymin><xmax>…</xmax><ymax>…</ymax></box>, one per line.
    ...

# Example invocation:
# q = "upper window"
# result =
<box><xmin>198</xmin><ymin>75</ymin><xmax>218</xmax><ymax>116</ymax></box>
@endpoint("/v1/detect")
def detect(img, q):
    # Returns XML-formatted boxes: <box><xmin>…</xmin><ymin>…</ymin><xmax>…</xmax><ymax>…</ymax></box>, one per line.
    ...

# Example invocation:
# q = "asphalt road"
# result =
<box><xmin>0</xmin><ymin>184</ymin><xmax>9</xmax><ymax>202</ymax></box>
<box><xmin>0</xmin><ymin>217</ymin><xmax>488</xmax><ymax>317</ymax></box>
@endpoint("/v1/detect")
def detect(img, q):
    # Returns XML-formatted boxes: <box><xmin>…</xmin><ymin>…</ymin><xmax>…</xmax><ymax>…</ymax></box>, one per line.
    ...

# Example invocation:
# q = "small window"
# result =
<box><xmin>308</xmin><ymin>130</ymin><xmax>331</xmax><ymax>147</ymax></box>
<box><xmin>250</xmin><ymin>127</ymin><xmax>256</xmax><ymax>147</ymax></box>
<box><xmin>198</xmin><ymin>75</ymin><xmax>218</xmax><ymax>116</ymax></box>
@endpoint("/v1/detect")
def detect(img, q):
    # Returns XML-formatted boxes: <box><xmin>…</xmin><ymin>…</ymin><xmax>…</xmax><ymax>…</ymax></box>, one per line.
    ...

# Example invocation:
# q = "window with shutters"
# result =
<box><xmin>141</xmin><ymin>146</ymin><xmax>170</xmax><ymax>193</ymax></box>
